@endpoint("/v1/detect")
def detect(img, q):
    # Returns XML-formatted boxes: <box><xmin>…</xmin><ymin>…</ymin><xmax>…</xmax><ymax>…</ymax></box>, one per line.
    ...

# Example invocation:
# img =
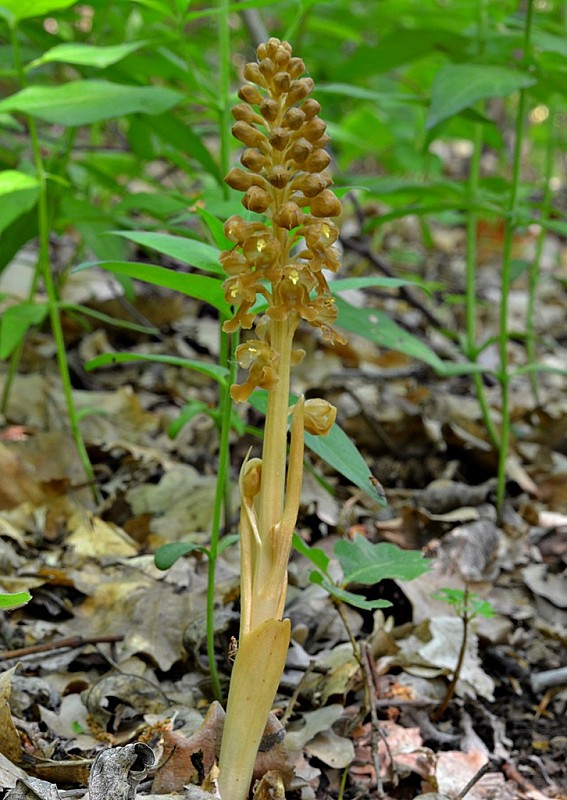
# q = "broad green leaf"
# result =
<box><xmin>304</xmin><ymin>424</ymin><xmax>387</xmax><ymax>507</ymax></box>
<box><xmin>0</xmin><ymin>302</ymin><xmax>48</xmax><ymax>358</ymax></box>
<box><xmin>108</xmin><ymin>231</ymin><xmax>224</xmax><ymax>275</ymax></box>
<box><xmin>336</xmin><ymin>297</ymin><xmax>445</xmax><ymax>370</ymax></box>
<box><xmin>28</xmin><ymin>41</ymin><xmax>149</xmax><ymax>70</ymax></box>
<box><xmin>336</xmin><ymin>297</ymin><xmax>489</xmax><ymax>378</ymax></box>
<box><xmin>155</xmin><ymin>542</ymin><xmax>209</xmax><ymax>570</ymax></box>
<box><xmin>335</xmin><ymin>535</ymin><xmax>431</xmax><ymax>585</ymax></box>
<box><xmin>0</xmin><ymin>81</ymin><xmax>182</xmax><ymax>126</ymax></box>
<box><xmin>84</xmin><ymin>352</ymin><xmax>229</xmax><ymax>385</ymax></box>
<box><xmin>75</xmin><ymin>261</ymin><xmax>229</xmax><ymax>315</ymax></box>
<box><xmin>0</xmin><ymin>0</ymin><xmax>74</xmax><ymax>22</ymax></box>
<box><xmin>0</xmin><ymin>170</ymin><xmax>40</xmax><ymax>233</ymax></box>
<box><xmin>427</xmin><ymin>64</ymin><xmax>536</xmax><ymax>129</ymax></box>
<box><xmin>309</xmin><ymin>571</ymin><xmax>391</xmax><ymax>610</ymax></box>
<box><xmin>0</xmin><ymin>590</ymin><xmax>31</xmax><ymax>609</ymax></box>
<box><xmin>331</xmin><ymin>276</ymin><xmax>421</xmax><ymax>293</ymax></box>
<box><xmin>249</xmin><ymin>390</ymin><xmax>386</xmax><ymax>507</ymax></box>
<box><xmin>292</xmin><ymin>532</ymin><xmax>331</xmax><ymax>575</ymax></box>
<box><xmin>197</xmin><ymin>208</ymin><xmax>233</xmax><ymax>250</ymax></box>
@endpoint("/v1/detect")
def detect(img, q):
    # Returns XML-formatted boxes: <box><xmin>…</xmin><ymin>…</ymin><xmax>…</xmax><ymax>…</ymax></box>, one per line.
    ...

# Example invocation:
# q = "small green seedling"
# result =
<box><xmin>432</xmin><ymin>585</ymin><xmax>497</xmax><ymax>721</ymax></box>
<box><xmin>0</xmin><ymin>591</ymin><xmax>31</xmax><ymax>609</ymax></box>
<box><xmin>294</xmin><ymin>532</ymin><xmax>431</xmax><ymax>611</ymax></box>
<box><xmin>434</xmin><ymin>587</ymin><xmax>496</xmax><ymax>620</ymax></box>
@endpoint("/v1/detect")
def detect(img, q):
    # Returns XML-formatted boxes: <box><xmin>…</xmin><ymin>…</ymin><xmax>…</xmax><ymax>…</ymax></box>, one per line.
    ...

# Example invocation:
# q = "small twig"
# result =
<box><xmin>280</xmin><ymin>661</ymin><xmax>316</xmax><ymax>727</ymax></box>
<box><xmin>530</xmin><ymin>666</ymin><xmax>567</xmax><ymax>693</ymax></box>
<box><xmin>362</xmin><ymin>643</ymin><xmax>397</xmax><ymax>796</ymax></box>
<box><xmin>0</xmin><ymin>634</ymin><xmax>124</xmax><ymax>661</ymax></box>
<box><xmin>340</xmin><ymin>231</ymin><xmax>446</xmax><ymax>331</ymax></box>
<box><xmin>455</xmin><ymin>759</ymin><xmax>492</xmax><ymax>799</ymax></box>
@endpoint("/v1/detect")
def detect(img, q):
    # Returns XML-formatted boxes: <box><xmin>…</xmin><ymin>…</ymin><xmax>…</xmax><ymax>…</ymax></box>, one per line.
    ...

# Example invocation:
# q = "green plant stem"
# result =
<box><xmin>431</xmin><ymin>585</ymin><xmax>470</xmax><ymax>722</ymax></box>
<box><xmin>201</xmin><ymin>0</ymin><xmax>235</xmax><ymax>701</ymax></box>
<box><xmin>206</xmin><ymin>331</ymin><xmax>238</xmax><ymax>702</ymax></box>
<box><xmin>7</xmin><ymin>21</ymin><xmax>97</xmax><ymax>500</ymax></box>
<box><xmin>218</xmin><ymin>0</ymin><xmax>231</xmax><ymax>198</ymax></box>
<box><xmin>495</xmin><ymin>0</ymin><xmax>534</xmax><ymax>516</ymax></box>
<box><xmin>465</xmin><ymin>120</ymin><xmax>500</xmax><ymax>450</ymax></box>
<box><xmin>526</xmin><ymin>109</ymin><xmax>555</xmax><ymax>404</ymax></box>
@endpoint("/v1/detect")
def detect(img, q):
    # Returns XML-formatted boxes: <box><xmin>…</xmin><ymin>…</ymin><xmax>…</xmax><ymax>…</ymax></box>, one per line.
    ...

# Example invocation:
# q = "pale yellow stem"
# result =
<box><xmin>217</xmin><ymin>618</ymin><xmax>291</xmax><ymax>800</ymax></box>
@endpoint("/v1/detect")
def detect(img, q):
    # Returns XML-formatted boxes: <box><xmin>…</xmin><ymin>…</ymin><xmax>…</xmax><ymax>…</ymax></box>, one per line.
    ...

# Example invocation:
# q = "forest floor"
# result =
<box><xmin>0</xmin><ymin>212</ymin><xmax>566</xmax><ymax>800</ymax></box>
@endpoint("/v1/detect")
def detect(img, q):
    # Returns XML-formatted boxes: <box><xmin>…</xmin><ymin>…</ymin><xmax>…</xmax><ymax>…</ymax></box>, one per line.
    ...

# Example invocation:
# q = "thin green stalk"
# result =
<box><xmin>464</xmin><ymin>120</ymin><xmax>500</xmax><ymax>450</ymax></box>
<box><xmin>206</xmin><ymin>331</ymin><xmax>238</xmax><ymax>702</ymax></box>
<box><xmin>7</xmin><ymin>21</ymin><xmax>97</xmax><ymax>500</ymax></box>
<box><xmin>218</xmin><ymin>0</ymin><xmax>231</xmax><ymax>199</ymax></box>
<box><xmin>203</xmin><ymin>0</ymin><xmax>234</xmax><ymax>701</ymax></box>
<box><xmin>526</xmin><ymin>108</ymin><xmax>555</xmax><ymax>403</ymax></box>
<box><xmin>495</xmin><ymin>0</ymin><xmax>535</xmax><ymax>515</ymax></box>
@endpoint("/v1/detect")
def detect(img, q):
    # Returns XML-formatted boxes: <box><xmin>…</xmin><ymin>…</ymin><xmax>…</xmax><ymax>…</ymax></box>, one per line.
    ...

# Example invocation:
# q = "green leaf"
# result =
<box><xmin>331</xmin><ymin>276</ymin><xmax>421</xmax><ymax>293</ymax></box>
<box><xmin>0</xmin><ymin>302</ymin><xmax>48</xmax><ymax>358</ymax></box>
<box><xmin>0</xmin><ymin>170</ymin><xmax>40</xmax><ymax>233</ymax></box>
<box><xmin>309</xmin><ymin>572</ymin><xmax>391</xmax><ymax>610</ymax></box>
<box><xmin>75</xmin><ymin>261</ymin><xmax>229</xmax><ymax>315</ymax></box>
<box><xmin>197</xmin><ymin>208</ymin><xmax>233</xmax><ymax>250</ymax></box>
<box><xmin>0</xmin><ymin>590</ymin><xmax>31</xmax><ymax>609</ymax></box>
<box><xmin>292</xmin><ymin>532</ymin><xmax>331</xmax><ymax>575</ymax></box>
<box><xmin>0</xmin><ymin>0</ymin><xmax>75</xmax><ymax>22</ymax></box>
<box><xmin>427</xmin><ymin>64</ymin><xmax>536</xmax><ymax>129</ymax></box>
<box><xmin>335</xmin><ymin>535</ymin><xmax>431</xmax><ymax>585</ymax></box>
<box><xmin>154</xmin><ymin>542</ymin><xmax>209</xmax><ymax>570</ymax></box>
<box><xmin>249</xmin><ymin>390</ymin><xmax>386</xmax><ymax>507</ymax></box>
<box><xmin>0</xmin><ymin>81</ymin><xmax>182</xmax><ymax>126</ymax></box>
<box><xmin>108</xmin><ymin>231</ymin><xmax>224</xmax><ymax>275</ymax></box>
<box><xmin>84</xmin><ymin>352</ymin><xmax>229</xmax><ymax>385</ymax></box>
<box><xmin>336</xmin><ymin>297</ymin><xmax>445</xmax><ymax>370</ymax></box>
<box><xmin>304</xmin><ymin>424</ymin><xmax>387</xmax><ymax>507</ymax></box>
<box><xmin>28</xmin><ymin>41</ymin><xmax>150</xmax><ymax>70</ymax></box>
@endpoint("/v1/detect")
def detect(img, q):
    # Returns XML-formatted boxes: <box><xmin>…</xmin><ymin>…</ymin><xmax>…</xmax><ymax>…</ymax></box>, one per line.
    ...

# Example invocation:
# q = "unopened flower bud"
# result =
<box><xmin>309</xmin><ymin>189</ymin><xmax>342</xmax><ymax>218</ymax></box>
<box><xmin>240</xmin><ymin>148</ymin><xmax>269</xmax><ymax>172</ymax></box>
<box><xmin>273</xmin><ymin>72</ymin><xmax>291</xmax><ymax>95</ymax></box>
<box><xmin>270</xmin><ymin>127</ymin><xmax>291</xmax><ymax>150</ymax></box>
<box><xmin>275</xmin><ymin>48</ymin><xmax>291</xmax><ymax>69</ymax></box>
<box><xmin>232</xmin><ymin>103</ymin><xmax>263</xmax><ymax>125</ymax></box>
<box><xmin>232</xmin><ymin>121</ymin><xmax>268</xmax><ymax>149</ymax></box>
<box><xmin>242</xmin><ymin>185</ymin><xmax>272</xmax><ymax>213</ymax></box>
<box><xmin>286</xmin><ymin>78</ymin><xmax>314</xmax><ymax>106</ymax></box>
<box><xmin>288</xmin><ymin>57</ymin><xmax>305</xmax><ymax>78</ymax></box>
<box><xmin>241</xmin><ymin>457</ymin><xmax>262</xmax><ymax>499</ymax></box>
<box><xmin>301</xmin><ymin>98</ymin><xmax>321</xmax><ymax>119</ymax></box>
<box><xmin>244</xmin><ymin>62</ymin><xmax>266</xmax><ymax>86</ymax></box>
<box><xmin>223</xmin><ymin>215</ymin><xmax>266</xmax><ymax>244</ymax></box>
<box><xmin>238</xmin><ymin>84</ymin><xmax>263</xmax><ymax>105</ymax></box>
<box><xmin>301</xmin><ymin>117</ymin><xmax>327</xmax><ymax>143</ymax></box>
<box><xmin>303</xmin><ymin>398</ymin><xmax>337</xmax><ymax>436</ymax></box>
<box><xmin>303</xmin><ymin>148</ymin><xmax>331</xmax><ymax>172</ymax></box>
<box><xmin>272</xmin><ymin>201</ymin><xmax>304</xmax><ymax>229</ymax></box>
<box><xmin>266</xmin><ymin>165</ymin><xmax>291</xmax><ymax>188</ymax></box>
<box><xmin>287</xmin><ymin>138</ymin><xmax>312</xmax><ymax>163</ymax></box>
<box><xmin>259</xmin><ymin>58</ymin><xmax>275</xmax><ymax>80</ymax></box>
<box><xmin>260</xmin><ymin>98</ymin><xmax>279</xmax><ymax>122</ymax></box>
<box><xmin>293</xmin><ymin>172</ymin><xmax>332</xmax><ymax>198</ymax></box>
<box><xmin>283</xmin><ymin>107</ymin><xmax>305</xmax><ymax>130</ymax></box>
<box><xmin>225</xmin><ymin>167</ymin><xmax>266</xmax><ymax>192</ymax></box>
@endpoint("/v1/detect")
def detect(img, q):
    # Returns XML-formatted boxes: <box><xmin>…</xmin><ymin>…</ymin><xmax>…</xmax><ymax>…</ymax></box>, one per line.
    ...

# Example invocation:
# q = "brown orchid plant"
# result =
<box><xmin>216</xmin><ymin>38</ymin><xmax>344</xmax><ymax>800</ymax></box>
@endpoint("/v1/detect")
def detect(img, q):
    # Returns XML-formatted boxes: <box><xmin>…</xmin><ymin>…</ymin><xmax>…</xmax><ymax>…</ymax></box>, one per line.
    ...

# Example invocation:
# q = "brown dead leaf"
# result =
<box><xmin>0</xmin><ymin>666</ymin><xmax>24</xmax><ymax>764</ymax></box>
<box><xmin>151</xmin><ymin>701</ymin><xmax>225</xmax><ymax>792</ymax></box>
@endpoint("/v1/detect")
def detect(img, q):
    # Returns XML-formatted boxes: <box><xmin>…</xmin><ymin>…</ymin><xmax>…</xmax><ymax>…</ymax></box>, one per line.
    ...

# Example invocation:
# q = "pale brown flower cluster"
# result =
<box><xmin>220</xmin><ymin>37</ymin><xmax>344</xmax><ymax>402</ymax></box>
